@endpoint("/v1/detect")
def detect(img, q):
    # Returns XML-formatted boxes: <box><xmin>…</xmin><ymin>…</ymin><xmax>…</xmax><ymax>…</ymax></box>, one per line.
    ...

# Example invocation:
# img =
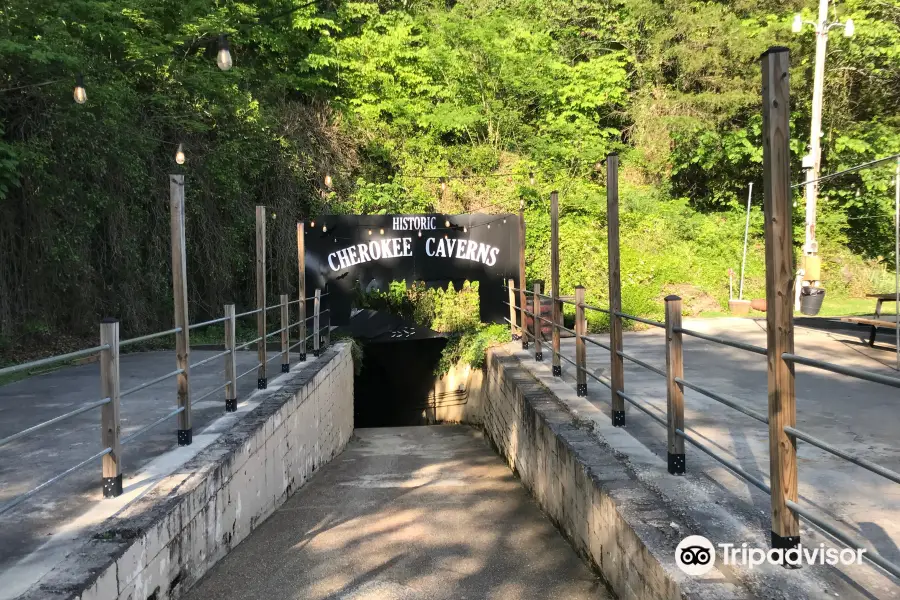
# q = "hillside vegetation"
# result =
<box><xmin>1</xmin><ymin>0</ymin><xmax>899</xmax><ymax>354</ymax></box>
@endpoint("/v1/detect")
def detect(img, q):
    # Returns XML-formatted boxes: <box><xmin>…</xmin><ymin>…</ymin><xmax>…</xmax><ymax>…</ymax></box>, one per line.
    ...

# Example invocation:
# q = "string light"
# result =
<box><xmin>418</xmin><ymin>231</ymin><xmax>422</xmax><ymax>237</ymax></box>
<box><xmin>310</xmin><ymin>219</ymin><xmax>316</xmax><ymax>228</ymax></box>
<box><xmin>440</xmin><ymin>177</ymin><xmax>447</xmax><ymax>193</ymax></box>
<box><xmin>445</xmin><ymin>219</ymin><xmax>450</xmax><ymax>227</ymax></box>
<box><xmin>175</xmin><ymin>143</ymin><xmax>186</xmax><ymax>165</ymax></box>
<box><xmin>322</xmin><ymin>224</ymin><xmax>328</xmax><ymax>233</ymax></box>
<box><xmin>380</xmin><ymin>228</ymin><xmax>385</xmax><ymax>234</ymax></box>
<box><xmin>368</xmin><ymin>229</ymin><xmax>372</xmax><ymax>235</ymax></box>
<box><xmin>463</xmin><ymin>226</ymin><xmax>468</xmax><ymax>233</ymax></box>
<box><xmin>529</xmin><ymin>172</ymin><xmax>535</xmax><ymax>185</ymax></box>
<box><xmin>73</xmin><ymin>74</ymin><xmax>87</xmax><ymax>105</ymax></box>
<box><xmin>324</xmin><ymin>174</ymin><xmax>333</xmax><ymax>188</ymax></box>
<box><xmin>217</xmin><ymin>35</ymin><xmax>233</xmax><ymax>71</ymax></box>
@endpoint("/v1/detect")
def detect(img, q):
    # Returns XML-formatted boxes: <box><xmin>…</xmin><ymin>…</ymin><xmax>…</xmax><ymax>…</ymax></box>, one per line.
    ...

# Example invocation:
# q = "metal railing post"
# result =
<box><xmin>607</xmin><ymin>154</ymin><xmax>625</xmax><ymax>427</ymax></box>
<box><xmin>256</xmin><ymin>205</ymin><xmax>267</xmax><ymax>389</ymax></box>
<box><xmin>280</xmin><ymin>293</ymin><xmax>289</xmax><ymax>372</ymax></box>
<box><xmin>99</xmin><ymin>318</ymin><xmax>122</xmax><ymax>497</ymax></box>
<box><xmin>170</xmin><ymin>174</ymin><xmax>192</xmax><ymax>445</ymax></box>
<box><xmin>508</xmin><ymin>278</ymin><xmax>518</xmax><ymax>340</ymax></box>
<box><xmin>518</xmin><ymin>201</ymin><xmax>528</xmax><ymax>350</ymax></box>
<box><xmin>550</xmin><ymin>190</ymin><xmax>561</xmax><ymax>376</ymax></box>
<box><xmin>224</xmin><ymin>304</ymin><xmax>237</xmax><ymax>412</ymax></box>
<box><xmin>533</xmin><ymin>282</ymin><xmax>543</xmax><ymax>361</ymax></box>
<box><xmin>664</xmin><ymin>295</ymin><xmax>685</xmax><ymax>474</ymax></box>
<box><xmin>297</xmin><ymin>221</ymin><xmax>307</xmax><ymax>362</ymax></box>
<box><xmin>761</xmin><ymin>46</ymin><xmax>800</xmax><ymax>551</ymax></box>
<box><xmin>313</xmin><ymin>289</ymin><xmax>321</xmax><ymax>357</ymax></box>
<box><xmin>575</xmin><ymin>286</ymin><xmax>587</xmax><ymax>396</ymax></box>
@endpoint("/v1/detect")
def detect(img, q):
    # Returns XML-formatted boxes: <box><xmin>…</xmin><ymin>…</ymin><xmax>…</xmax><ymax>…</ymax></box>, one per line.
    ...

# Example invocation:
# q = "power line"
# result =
<box><xmin>792</xmin><ymin>153</ymin><xmax>900</xmax><ymax>189</ymax></box>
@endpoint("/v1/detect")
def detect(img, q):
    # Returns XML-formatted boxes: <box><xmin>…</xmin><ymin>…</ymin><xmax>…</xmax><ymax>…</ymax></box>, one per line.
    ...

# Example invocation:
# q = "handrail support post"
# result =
<box><xmin>100</xmin><ymin>318</ymin><xmax>122</xmax><ymax>497</ymax></box>
<box><xmin>280</xmin><ymin>293</ymin><xmax>290</xmax><ymax>373</ymax></box>
<box><xmin>665</xmin><ymin>296</ymin><xmax>685</xmax><ymax>474</ymax></box>
<box><xmin>533</xmin><ymin>282</ymin><xmax>543</xmax><ymax>361</ymax></box>
<box><xmin>224</xmin><ymin>304</ymin><xmax>238</xmax><ymax>412</ymax></box>
<box><xmin>575</xmin><ymin>286</ymin><xmax>587</xmax><ymax>396</ymax></box>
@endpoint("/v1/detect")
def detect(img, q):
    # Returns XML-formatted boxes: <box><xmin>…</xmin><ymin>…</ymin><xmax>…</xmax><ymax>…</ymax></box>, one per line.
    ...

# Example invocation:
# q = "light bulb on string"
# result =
<box><xmin>73</xmin><ymin>73</ymin><xmax>87</xmax><ymax>104</ymax></box>
<box><xmin>503</xmin><ymin>218</ymin><xmax>507</xmax><ymax>224</ymax></box>
<box><xmin>487</xmin><ymin>224</ymin><xmax>491</xmax><ymax>229</ymax></box>
<box><xmin>440</xmin><ymin>177</ymin><xmax>447</xmax><ymax>193</ymax></box>
<box><xmin>217</xmin><ymin>35</ymin><xmax>233</xmax><ymax>71</ymax></box>
<box><xmin>445</xmin><ymin>219</ymin><xmax>450</xmax><ymax>228</ymax></box>
<box><xmin>310</xmin><ymin>219</ymin><xmax>316</xmax><ymax>228</ymax></box>
<box><xmin>175</xmin><ymin>143</ymin><xmax>186</xmax><ymax>165</ymax></box>
<box><xmin>368</xmin><ymin>229</ymin><xmax>372</xmax><ymax>235</ymax></box>
<box><xmin>380</xmin><ymin>228</ymin><xmax>385</xmax><ymax>235</ymax></box>
<box><xmin>324</xmin><ymin>174</ymin><xmax>333</xmax><ymax>188</ymax></box>
<box><xmin>463</xmin><ymin>226</ymin><xmax>467</xmax><ymax>233</ymax></box>
<box><xmin>529</xmin><ymin>172</ymin><xmax>535</xmax><ymax>186</ymax></box>
<box><xmin>322</xmin><ymin>224</ymin><xmax>328</xmax><ymax>233</ymax></box>
<box><xmin>418</xmin><ymin>231</ymin><xmax>422</xmax><ymax>237</ymax></box>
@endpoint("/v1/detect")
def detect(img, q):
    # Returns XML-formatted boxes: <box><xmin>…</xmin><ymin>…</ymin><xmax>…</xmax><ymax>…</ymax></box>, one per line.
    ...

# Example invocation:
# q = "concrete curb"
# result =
<box><xmin>19</xmin><ymin>343</ymin><xmax>353</xmax><ymax>600</ymax></box>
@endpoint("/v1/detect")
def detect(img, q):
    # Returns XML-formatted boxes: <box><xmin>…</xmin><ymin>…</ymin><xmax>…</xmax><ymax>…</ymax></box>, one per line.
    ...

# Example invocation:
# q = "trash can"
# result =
<box><xmin>800</xmin><ymin>286</ymin><xmax>826</xmax><ymax>316</ymax></box>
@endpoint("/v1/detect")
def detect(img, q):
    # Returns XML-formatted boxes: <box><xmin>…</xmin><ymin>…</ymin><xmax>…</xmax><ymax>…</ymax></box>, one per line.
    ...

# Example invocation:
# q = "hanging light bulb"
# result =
<box><xmin>322</xmin><ymin>224</ymin><xmax>328</xmax><ymax>233</ymax></box>
<box><xmin>368</xmin><ymin>229</ymin><xmax>372</xmax><ymax>235</ymax></box>
<box><xmin>529</xmin><ymin>172</ymin><xmax>535</xmax><ymax>186</ymax></box>
<box><xmin>487</xmin><ymin>224</ymin><xmax>491</xmax><ymax>229</ymax></box>
<box><xmin>324</xmin><ymin>174</ymin><xmax>333</xmax><ymax>188</ymax></box>
<box><xmin>463</xmin><ymin>226</ymin><xmax>468</xmax><ymax>233</ymax></box>
<box><xmin>418</xmin><ymin>231</ymin><xmax>422</xmax><ymax>238</ymax></box>
<box><xmin>217</xmin><ymin>35</ymin><xmax>233</xmax><ymax>71</ymax></box>
<box><xmin>271</xmin><ymin>212</ymin><xmax>277</xmax><ymax>220</ymax></box>
<box><xmin>503</xmin><ymin>218</ymin><xmax>507</xmax><ymax>224</ymax></box>
<box><xmin>445</xmin><ymin>219</ymin><xmax>450</xmax><ymax>228</ymax></box>
<box><xmin>174</xmin><ymin>143</ymin><xmax>186</xmax><ymax>165</ymax></box>
<box><xmin>380</xmin><ymin>228</ymin><xmax>385</xmax><ymax>235</ymax></box>
<box><xmin>844</xmin><ymin>18</ymin><xmax>854</xmax><ymax>37</ymax></box>
<box><xmin>310</xmin><ymin>219</ymin><xmax>316</xmax><ymax>228</ymax></box>
<box><xmin>73</xmin><ymin>73</ymin><xmax>87</xmax><ymax>105</ymax></box>
<box><xmin>440</xmin><ymin>177</ymin><xmax>447</xmax><ymax>193</ymax></box>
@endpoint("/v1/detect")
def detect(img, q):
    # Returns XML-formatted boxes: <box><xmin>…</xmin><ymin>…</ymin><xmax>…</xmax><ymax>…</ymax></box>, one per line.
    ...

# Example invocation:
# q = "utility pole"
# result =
<box><xmin>793</xmin><ymin>1</ymin><xmax>854</xmax><ymax>290</ymax></box>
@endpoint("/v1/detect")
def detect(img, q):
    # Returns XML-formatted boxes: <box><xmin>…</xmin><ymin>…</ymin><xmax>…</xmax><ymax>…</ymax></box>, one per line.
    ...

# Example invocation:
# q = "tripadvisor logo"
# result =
<box><xmin>675</xmin><ymin>535</ymin><xmax>867</xmax><ymax>576</ymax></box>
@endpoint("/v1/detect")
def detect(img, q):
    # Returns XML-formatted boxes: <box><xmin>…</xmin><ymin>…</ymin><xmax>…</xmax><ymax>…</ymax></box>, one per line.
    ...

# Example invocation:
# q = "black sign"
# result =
<box><xmin>304</xmin><ymin>213</ymin><xmax>519</xmax><ymax>325</ymax></box>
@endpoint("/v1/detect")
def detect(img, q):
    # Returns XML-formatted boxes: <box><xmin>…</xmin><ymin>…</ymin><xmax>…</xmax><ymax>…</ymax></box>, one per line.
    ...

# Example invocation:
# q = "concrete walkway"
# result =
<box><xmin>186</xmin><ymin>426</ymin><xmax>612</xmax><ymax>600</ymax></box>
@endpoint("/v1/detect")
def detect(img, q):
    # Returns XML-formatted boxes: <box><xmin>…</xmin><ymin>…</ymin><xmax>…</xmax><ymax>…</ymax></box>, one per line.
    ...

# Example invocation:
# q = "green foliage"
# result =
<box><xmin>437</xmin><ymin>323</ymin><xmax>510</xmax><ymax>375</ymax></box>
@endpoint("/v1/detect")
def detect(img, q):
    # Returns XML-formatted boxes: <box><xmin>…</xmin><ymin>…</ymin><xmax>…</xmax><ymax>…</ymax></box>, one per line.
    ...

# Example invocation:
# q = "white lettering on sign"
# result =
<box><xmin>392</xmin><ymin>216</ymin><xmax>438</xmax><ymax>231</ymax></box>
<box><xmin>327</xmin><ymin>237</ymin><xmax>500</xmax><ymax>271</ymax></box>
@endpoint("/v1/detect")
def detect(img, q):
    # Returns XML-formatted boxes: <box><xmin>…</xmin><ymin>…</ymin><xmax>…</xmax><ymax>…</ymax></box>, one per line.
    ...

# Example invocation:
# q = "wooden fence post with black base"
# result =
<box><xmin>256</xmin><ymin>205</ymin><xmax>267</xmax><ymax>389</ymax></box>
<box><xmin>313</xmin><ymin>289</ymin><xmax>321</xmax><ymax>357</ymax></box>
<box><xmin>575</xmin><ymin>286</ymin><xmax>587</xmax><ymax>396</ymax></box>
<box><xmin>761</xmin><ymin>46</ymin><xmax>800</xmax><ymax>553</ymax></box>
<box><xmin>280</xmin><ymin>293</ymin><xmax>289</xmax><ymax>373</ymax></box>
<box><xmin>533</xmin><ymin>282</ymin><xmax>542</xmax><ymax>361</ymax></box>
<box><xmin>99</xmin><ymin>318</ymin><xmax>122</xmax><ymax>497</ymax></box>
<box><xmin>606</xmin><ymin>155</ymin><xmax>625</xmax><ymax>427</ymax></box>
<box><xmin>519</xmin><ymin>201</ymin><xmax>528</xmax><ymax>350</ymax></box>
<box><xmin>664</xmin><ymin>296</ymin><xmax>685</xmax><ymax>474</ymax></box>
<box><xmin>224</xmin><ymin>304</ymin><xmax>237</xmax><ymax>412</ymax></box>
<box><xmin>550</xmin><ymin>190</ymin><xmax>561</xmax><ymax>377</ymax></box>
<box><xmin>297</xmin><ymin>222</ymin><xmax>307</xmax><ymax>362</ymax></box>
<box><xmin>170</xmin><ymin>174</ymin><xmax>192</xmax><ymax>445</ymax></box>
<box><xmin>508</xmin><ymin>278</ymin><xmax>518</xmax><ymax>340</ymax></box>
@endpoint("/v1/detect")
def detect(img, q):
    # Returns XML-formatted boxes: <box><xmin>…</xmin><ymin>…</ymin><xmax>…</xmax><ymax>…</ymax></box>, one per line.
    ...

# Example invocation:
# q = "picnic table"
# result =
<box><xmin>839</xmin><ymin>293</ymin><xmax>899</xmax><ymax>346</ymax></box>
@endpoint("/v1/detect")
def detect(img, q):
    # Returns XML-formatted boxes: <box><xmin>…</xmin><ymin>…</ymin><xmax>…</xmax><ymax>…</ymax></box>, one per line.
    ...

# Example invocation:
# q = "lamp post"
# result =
<box><xmin>792</xmin><ymin>1</ymin><xmax>854</xmax><ymax>290</ymax></box>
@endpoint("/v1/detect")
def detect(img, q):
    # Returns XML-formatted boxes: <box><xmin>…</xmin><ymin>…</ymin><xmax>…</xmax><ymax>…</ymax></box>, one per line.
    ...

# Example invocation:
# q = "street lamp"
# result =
<box><xmin>792</xmin><ymin>1</ymin><xmax>854</xmax><ymax>291</ymax></box>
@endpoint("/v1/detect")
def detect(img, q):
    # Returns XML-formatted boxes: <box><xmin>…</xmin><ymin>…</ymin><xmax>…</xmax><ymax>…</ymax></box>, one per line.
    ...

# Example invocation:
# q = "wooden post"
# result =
<box><xmin>533</xmin><ymin>282</ymin><xmax>543</xmax><ymax>361</ymax></box>
<box><xmin>280</xmin><ymin>293</ymin><xmax>289</xmax><ymax>372</ymax></box>
<box><xmin>519</xmin><ymin>201</ymin><xmax>528</xmax><ymax>350</ymax></box>
<box><xmin>606</xmin><ymin>155</ymin><xmax>625</xmax><ymax>427</ymax></box>
<box><xmin>297</xmin><ymin>222</ymin><xmax>307</xmax><ymax>361</ymax></box>
<box><xmin>224</xmin><ymin>304</ymin><xmax>237</xmax><ymax>412</ymax></box>
<box><xmin>170</xmin><ymin>174</ymin><xmax>192</xmax><ymax>445</ymax></box>
<box><xmin>761</xmin><ymin>46</ymin><xmax>799</xmax><ymax>551</ymax></box>
<box><xmin>550</xmin><ymin>190</ymin><xmax>561</xmax><ymax>376</ymax></box>
<box><xmin>256</xmin><ymin>205</ymin><xmax>267</xmax><ymax>389</ymax></box>
<box><xmin>313</xmin><ymin>288</ymin><xmax>321</xmax><ymax>357</ymax></box>
<box><xmin>99</xmin><ymin>318</ymin><xmax>122</xmax><ymax>497</ymax></box>
<box><xmin>575</xmin><ymin>286</ymin><xmax>587</xmax><ymax>396</ymax></box>
<box><xmin>508</xmin><ymin>278</ymin><xmax>518</xmax><ymax>339</ymax></box>
<box><xmin>664</xmin><ymin>296</ymin><xmax>685</xmax><ymax>474</ymax></box>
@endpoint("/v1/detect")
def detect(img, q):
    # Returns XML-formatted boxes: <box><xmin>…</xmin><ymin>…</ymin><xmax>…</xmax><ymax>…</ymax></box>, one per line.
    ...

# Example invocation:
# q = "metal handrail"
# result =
<box><xmin>265</xmin><ymin>326</ymin><xmax>287</xmax><ymax>339</ymax></box>
<box><xmin>615</xmin><ymin>311</ymin><xmax>665</xmax><ymax>328</ymax></box>
<box><xmin>193</xmin><ymin>381</ymin><xmax>230</xmax><ymax>404</ymax></box>
<box><xmin>676</xmin><ymin>428</ymin><xmax>771</xmax><ymax>494</ymax></box>
<box><xmin>0</xmin><ymin>398</ymin><xmax>111</xmax><ymax>449</ymax></box>
<box><xmin>617</xmin><ymin>390</ymin><xmax>667</xmax><ymax>428</ymax></box>
<box><xmin>783</xmin><ymin>353</ymin><xmax>900</xmax><ymax>389</ymax></box>
<box><xmin>584</xmin><ymin>368</ymin><xmax>612</xmax><ymax>389</ymax></box>
<box><xmin>190</xmin><ymin>349</ymin><xmax>231</xmax><ymax>370</ymax></box>
<box><xmin>234</xmin><ymin>336</ymin><xmax>264</xmax><ymax>352</ymax></box>
<box><xmin>121</xmin><ymin>368</ymin><xmax>184</xmax><ymax>398</ymax></box>
<box><xmin>236</xmin><ymin>363</ymin><xmax>263</xmax><ymax>381</ymax></box>
<box><xmin>188</xmin><ymin>315</ymin><xmax>229</xmax><ymax>330</ymax></box>
<box><xmin>784</xmin><ymin>426</ymin><xmax>900</xmax><ymax>485</ymax></box>
<box><xmin>0</xmin><ymin>447</ymin><xmax>112</xmax><ymax>516</ymax></box>
<box><xmin>120</xmin><ymin>328</ymin><xmax>181</xmax><ymax>347</ymax></box>
<box><xmin>235</xmin><ymin>308</ymin><xmax>263</xmax><ymax>319</ymax></box>
<box><xmin>582</xmin><ymin>303</ymin><xmax>610</xmax><ymax>314</ymax></box>
<box><xmin>121</xmin><ymin>407</ymin><xmax>185</xmax><ymax>445</ymax></box>
<box><xmin>786</xmin><ymin>500</ymin><xmax>900</xmax><ymax>579</ymax></box>
<box><xmin>676</xmin><ymin>377</ymin><xmax>768</xmax><ymax>424</ymax></box>
<box><xmin>0</xmin><ymin>344</ymin><xmax>110</xmax><ymax>377</ymax></box>
<box><xmin>676</xmin><ymin>328</ymin><xmax>766</xmax><ymax>356</ymax></box>
<box><xmin>617</xmin><ymin>350</ymin><xmax>666</xmax><ymax>378</ymax></box>
<box><xmin>581</xmin><ymin>335</ymin><xmax>611</xmax><ymax>351</ymax></box>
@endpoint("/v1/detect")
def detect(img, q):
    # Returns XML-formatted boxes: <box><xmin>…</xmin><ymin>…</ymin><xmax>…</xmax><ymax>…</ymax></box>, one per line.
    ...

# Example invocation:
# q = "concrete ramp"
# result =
<box><xmin>185</xmin><ymin>426</ymin><xmax>611</xmax><ymax>600</ymax></box>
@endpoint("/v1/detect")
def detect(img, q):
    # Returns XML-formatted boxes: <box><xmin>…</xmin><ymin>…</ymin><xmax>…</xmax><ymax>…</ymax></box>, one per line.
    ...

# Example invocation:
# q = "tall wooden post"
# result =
<box><xmin>280</xmin><ymin>293</ymin><xmax>289</xmax><ymax>372</ymax></box>
<box><xmin>297</xmin><ymin>222</ymin><xmax>307</xmax><ymax>361</ymax></box>
<box><xmin>508</xmin><ymin>278</ymin><xmax>518</xmax><ymax>339</ymax></box>
<box><xmin>256</xmin><ymin>206</ymin><xmax>267</xmax><ymax>389</ymax></box>
<box><xmin>533</xmin><ymin>282</ymin><xmax>543</xmax><ymax>361</ymax></box>
<box><xmin>761</xmin><ymin>46</ymin><xmax>799</xmax><ymax>551</ymax></box>
<box><xmin>224</xmin><ymin>304</ymin><xmax>237</xmax><ymax>412</ymax></box>
<box><xmin>99</xmin><ymin>318</ymin><xmax>122</xmax><ymax>497</ymax></box>
<box><xmin>575</xmin><ymin>286</ymin><xmax>587</xmax><ymax>396</ymax></box>
<box><xmin>550</xmin><ymin>191</ymin><xmax>561</xmax><ymax>376</ymax></box>
<box><xmin>664</xmin><ymin>296</ymin><xmax>685</xmax><ymax>474</ymax></box>
<box><xmin>170</xmin><ymin>174</ymin><xmax>192</xmax><ymax>445</ymax></box>
<box><xmin>519</xmin><ymin>201</ymin><xmax>528</xmax><ymax>350</ymax></box>
<box><xmin>606</xmin><ymin>155</ymin><xmax>625</xmax><ymax>426</ymax></box>
<box><xmin>313</xmin><ymin>288</ymin><xmax>321</xmax><ymax>357</ymax></box>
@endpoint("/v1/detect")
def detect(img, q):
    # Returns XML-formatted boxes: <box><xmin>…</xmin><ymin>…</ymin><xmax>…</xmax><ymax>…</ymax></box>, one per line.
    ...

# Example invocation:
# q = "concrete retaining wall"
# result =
<box><xmin>481</xmin><ymin>348</ymin><xmax>685</xmax><ymax>600</ymax></box>
<box><xmin>24</xmin><ymin>343</ymin><xmax>353</xmax><ymax>600</ymax></box>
